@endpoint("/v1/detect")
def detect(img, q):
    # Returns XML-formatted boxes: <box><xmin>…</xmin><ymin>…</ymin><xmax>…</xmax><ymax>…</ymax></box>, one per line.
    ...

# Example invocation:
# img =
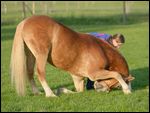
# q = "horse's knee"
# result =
<box><xmin>87</xmin><ymin>76</ymin><xmax>98</xmax><ymax>83</ymax></box>
<box><xmin>88</xmin><ymin>75</ymin><xmax>96</xmax><ymax>81</ymax></box>
<box><xmin>110</xmin><ymin>71</ymin><xmax>122</xmax><ymax>79</ymax></box>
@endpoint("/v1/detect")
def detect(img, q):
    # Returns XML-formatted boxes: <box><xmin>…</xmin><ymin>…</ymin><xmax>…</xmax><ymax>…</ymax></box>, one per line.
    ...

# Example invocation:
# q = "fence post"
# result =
<box><xmin>66</xmin><ymin>1</ymin><xmax>69</xmax><ymax>14</ymax></box>
<box><xmin>22</xmin><ymin>1</ymin><xmax>26</xmax><ymax>19</ymax></box>
<box><xmin>77</xmin><ymin>1</ymin><xmax>80</xmax><ymax>10</ymax></box>
<box><xmin>123</xmin><ymin>1</ymin><xmax>127</xmax><ymax>24</ymax></box>
<box><xmin>44</xmin><ymin>2</ymin><xmax>48</xmax><ymax>14</ymax></box>
<box><xmin>32</xmin><ymin>1</ymin><xmax>35</xmax><ymax>14</ymax></box>
<box><xmin>4</xmin><ymin>2</ymin><xmax>7</xmax><ymax>14</ymax></box>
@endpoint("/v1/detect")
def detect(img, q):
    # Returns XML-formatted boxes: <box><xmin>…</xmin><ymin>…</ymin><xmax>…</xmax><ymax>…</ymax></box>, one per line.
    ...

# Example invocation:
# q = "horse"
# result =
<box><xmin>10</xmin><ymin>15</ymin><xmax>134</xmax><ymax>97</ymax></box>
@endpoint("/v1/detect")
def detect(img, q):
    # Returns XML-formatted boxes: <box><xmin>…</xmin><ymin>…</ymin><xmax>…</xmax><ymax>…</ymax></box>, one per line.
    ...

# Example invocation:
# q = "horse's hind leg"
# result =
<box><xmin>89</xmin><ymin>70</ymin><xmax>131</xmax><ymax>94</ymax></box>
<box><xmin>36</xmin><ymin>54</ymin><xmax>56</xmax><ymax>97</ymax></box>
<box><xmin>25</xmin><ymin>46</ymin><xmax>39</xmax><ymax>95</ymax></box>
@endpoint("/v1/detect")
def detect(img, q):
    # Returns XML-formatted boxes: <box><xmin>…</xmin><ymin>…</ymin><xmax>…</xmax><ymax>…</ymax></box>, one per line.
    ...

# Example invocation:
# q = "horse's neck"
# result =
<box><xmin>96</xmin><ymin>38</ymin><xmax>129</xmax><ymax>77</ymax></box>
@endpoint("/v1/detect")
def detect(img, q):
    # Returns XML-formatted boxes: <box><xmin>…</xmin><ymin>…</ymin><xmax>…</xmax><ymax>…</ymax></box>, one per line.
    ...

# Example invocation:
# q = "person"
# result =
<box><xmin>86</xmin><ymin>32</ymin><xmax>125</xmax><ymax>90</ymax></box>
<box><xmin>89</xmin><ymin>32</ymin><xmax>125</xmax><ymax>49</ymax></box>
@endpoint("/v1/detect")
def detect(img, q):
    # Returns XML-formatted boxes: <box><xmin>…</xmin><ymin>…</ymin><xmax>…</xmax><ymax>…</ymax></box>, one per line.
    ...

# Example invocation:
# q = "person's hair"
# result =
<box><xmin>107</xmin><ymin>34</ymin><xmax>125</xmax><ymax>44</ymax></box>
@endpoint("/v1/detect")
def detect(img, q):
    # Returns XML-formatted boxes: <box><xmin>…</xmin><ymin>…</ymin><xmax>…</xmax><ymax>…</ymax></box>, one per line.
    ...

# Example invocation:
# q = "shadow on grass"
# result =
<box><xmin>1</xmin><ymin>12</ymin><xmax>148</xmax><ymax>41</ymax></box>
<box><xmin>130</xmin><ymin>67</ymin><xmax>149</xmax><ymax>90</ymax></box>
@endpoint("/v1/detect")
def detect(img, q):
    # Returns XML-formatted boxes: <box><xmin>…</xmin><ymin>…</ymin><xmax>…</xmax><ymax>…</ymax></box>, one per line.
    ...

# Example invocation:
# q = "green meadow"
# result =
<box><xmin>1</xmin><ymin>1</ymin><xmax>149</xmax><ymax>112</ymax></box>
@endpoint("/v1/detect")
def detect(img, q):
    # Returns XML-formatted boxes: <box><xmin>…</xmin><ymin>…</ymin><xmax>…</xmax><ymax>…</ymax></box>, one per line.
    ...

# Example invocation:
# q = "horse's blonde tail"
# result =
<box><xmin>10</xmin><ymin>21</ymin><xmax>27</xmax><ymax>96</ymax></box>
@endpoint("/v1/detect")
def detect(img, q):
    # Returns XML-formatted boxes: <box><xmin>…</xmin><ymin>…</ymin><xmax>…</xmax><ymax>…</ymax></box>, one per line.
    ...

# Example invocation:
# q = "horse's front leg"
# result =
<box><xmin>55</xmin><ymin>74</ymin><xmax>84</xmax><ymax>95</ymax></box>
<box><xmin>89</xmin><ymin>70</ymin><xmax>131</xmax><ymax>94</ymax></box>
<box><xmin>71</xmin><ymin>74</ymin><xmax>84</xmax><ymax>92</ymax></box>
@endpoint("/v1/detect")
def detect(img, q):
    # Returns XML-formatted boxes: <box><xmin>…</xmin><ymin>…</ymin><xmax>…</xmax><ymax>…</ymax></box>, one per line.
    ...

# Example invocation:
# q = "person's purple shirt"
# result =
<box><xmin>89</xmin><ymin>32</ymin><xmax>111</xmax><ymax>41</ymax></box>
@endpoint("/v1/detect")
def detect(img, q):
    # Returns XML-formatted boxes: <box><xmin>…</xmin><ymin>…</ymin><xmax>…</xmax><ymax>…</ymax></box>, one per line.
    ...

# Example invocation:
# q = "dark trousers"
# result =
<box><xmin>86</xmin><ymin>78</ymin><xmax>94</xmax><ymax>90</ymax></box>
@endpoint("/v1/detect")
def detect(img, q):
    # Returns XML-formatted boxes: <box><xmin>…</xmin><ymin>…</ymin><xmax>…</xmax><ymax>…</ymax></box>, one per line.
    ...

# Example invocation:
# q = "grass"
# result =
<box><xmin>1</xmin><ymin>1</ymin><xmax>149</xmax><ymax>112</ymax></box>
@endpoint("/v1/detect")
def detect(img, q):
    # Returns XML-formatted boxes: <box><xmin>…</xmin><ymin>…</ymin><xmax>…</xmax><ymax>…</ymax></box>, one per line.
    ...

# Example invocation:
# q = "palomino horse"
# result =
<box><xmin>10</xmin><ymin>15</ymin><xmax>134</xmax><ymax>97</ymax></box>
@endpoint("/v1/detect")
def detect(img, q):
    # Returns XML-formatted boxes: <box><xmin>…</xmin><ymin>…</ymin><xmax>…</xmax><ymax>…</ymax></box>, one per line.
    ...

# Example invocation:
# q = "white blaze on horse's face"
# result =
<box><xmin>94</xmin><ymin>81</ymin><xmax>110</xmax><ymax>92</ymax></box>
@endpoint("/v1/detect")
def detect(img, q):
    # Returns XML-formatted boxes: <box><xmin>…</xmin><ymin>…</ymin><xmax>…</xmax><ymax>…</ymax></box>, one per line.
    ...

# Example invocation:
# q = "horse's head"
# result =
<box><xmin>94</xmin><ymin>74</ymin><xmax>135</xmax><ymax>92</ymax></box>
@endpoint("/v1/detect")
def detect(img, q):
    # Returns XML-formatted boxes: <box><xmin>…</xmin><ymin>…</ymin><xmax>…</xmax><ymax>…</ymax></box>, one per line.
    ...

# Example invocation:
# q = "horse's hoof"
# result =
<box><xmin>123</xmin><ymin>89</ymin><xmax>131</xmax><ymax>94</ymax></box>
<box><xmin>57</xmin><ymin>87</ymin><xmax>74</xmax><ymax>94</ymax></box>
<box><xmin>46</xmin><ymin>94</ymin><xmax>57</xmax><ymax>97</ymax></box>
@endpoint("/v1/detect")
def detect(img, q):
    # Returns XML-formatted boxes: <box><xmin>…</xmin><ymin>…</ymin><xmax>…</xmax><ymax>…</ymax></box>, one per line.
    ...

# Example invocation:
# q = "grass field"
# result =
<box><xmin>1</xmin><ymin>1</ymin><xmax>149</xmax><ymax>112</ymax></box>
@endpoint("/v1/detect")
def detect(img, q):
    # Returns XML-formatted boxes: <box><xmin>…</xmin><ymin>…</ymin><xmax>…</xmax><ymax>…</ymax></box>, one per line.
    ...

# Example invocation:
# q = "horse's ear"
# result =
<box><xmin>127</xmin><ymin>74</ymin><xmax>135</xmax><ymax>81</ymax></box>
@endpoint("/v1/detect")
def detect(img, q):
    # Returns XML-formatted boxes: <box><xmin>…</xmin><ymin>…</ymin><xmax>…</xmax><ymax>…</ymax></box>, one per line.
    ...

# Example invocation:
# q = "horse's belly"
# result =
<box><xmin>51</xmin><ymin>46</ymin><xmax>78</xmax><ymax>70</ymax></box>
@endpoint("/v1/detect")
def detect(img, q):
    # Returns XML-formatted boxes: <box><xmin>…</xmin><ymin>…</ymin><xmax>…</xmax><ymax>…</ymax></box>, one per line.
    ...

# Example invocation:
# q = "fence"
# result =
<box><xmin>1</xmin><ymin>1</ymin><xmax>149</xmax><ymax>24</ymax></box>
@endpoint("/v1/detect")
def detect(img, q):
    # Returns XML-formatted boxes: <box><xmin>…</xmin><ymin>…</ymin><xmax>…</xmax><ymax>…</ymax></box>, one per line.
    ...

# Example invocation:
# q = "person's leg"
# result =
<box><xmin>86</xmin><ymin>78</ymin><xmax>94</xmax><ymax>90</ymax></box>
